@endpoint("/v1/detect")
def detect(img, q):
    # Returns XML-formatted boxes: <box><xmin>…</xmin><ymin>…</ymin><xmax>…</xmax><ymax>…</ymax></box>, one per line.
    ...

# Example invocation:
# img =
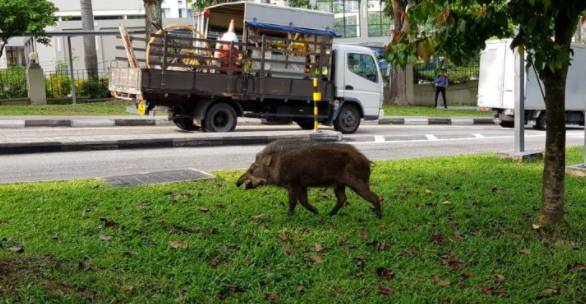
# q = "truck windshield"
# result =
<box><xmin>348</xmin><ymin>53</ymin><xmax>378</xmax><ymax>83</ymax></box>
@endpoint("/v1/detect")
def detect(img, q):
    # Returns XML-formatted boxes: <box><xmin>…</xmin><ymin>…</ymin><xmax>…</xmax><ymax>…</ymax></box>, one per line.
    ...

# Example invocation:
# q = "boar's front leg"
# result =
<box><xmin>296</xmin><ymin>186</ymin><xmax>319</xmax><ymax>215</ymax></box>
<box><xmin>287</xmin><ymin>187</ymin><xmax>299</xmax><ymax>216</ymax></box>
<box><xmin>329</xmin><ymin>185</ymin><xmax>347</xmax><ymax>216</ymax></box>
<box><xmin>349</xmin><ymin>181</ymin><xmax>382</xmax><ymax>219</ymax></box>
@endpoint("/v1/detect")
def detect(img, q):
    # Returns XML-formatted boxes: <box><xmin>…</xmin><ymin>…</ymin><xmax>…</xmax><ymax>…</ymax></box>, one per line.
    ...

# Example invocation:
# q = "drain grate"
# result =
<box><xmin>104</xmin><ymin>168</ymin><xmax>214</xmax><ymax>186</ymax></box>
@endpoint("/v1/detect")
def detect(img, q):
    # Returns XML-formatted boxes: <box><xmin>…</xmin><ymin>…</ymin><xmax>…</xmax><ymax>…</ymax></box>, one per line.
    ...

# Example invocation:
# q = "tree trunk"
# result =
<box><xmin>0</xmin><ymin>41</ymin><xmax>6</xmax><ymax>62</ymax></box>
<box><xmin>538</xmin><ymin>68</ymin><xmax>568</xmax><ymax>226</ymax></box>
<box><xmin>389</xmin><ymin>68</ymin><xmax>407</xmax><ymax>105</ymax></box>
<box><xmin>536</xmin><ymin>13</ymin><xmax>578</xmax><ymax>227</ymax></box>
<box><xmin>389</xmin><ymin>0</ymin><xmax>407</xmax><ymax>105</ymax></box>
<box><xmin>80</xmin><ymin>0</ymin><xmax>99</xmax><ymax>81</ymax></box>
<box><xmin>144</xmin><ymin>0</ymin><xmax>163</xmax><ymax>42</ymax></box>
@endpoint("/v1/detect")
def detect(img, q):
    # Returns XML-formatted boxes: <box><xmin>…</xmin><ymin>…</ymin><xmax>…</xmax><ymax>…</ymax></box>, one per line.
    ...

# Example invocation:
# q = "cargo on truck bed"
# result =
<box><xmin>110</xmin><ymin>1</ymin><xmax>383</xmax><ymax>133</ymax></box>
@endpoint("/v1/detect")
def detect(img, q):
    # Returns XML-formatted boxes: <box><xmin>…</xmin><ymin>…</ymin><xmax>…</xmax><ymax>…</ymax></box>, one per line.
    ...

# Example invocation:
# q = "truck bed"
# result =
<box><xmin>109</xmin><ymin>67</ymin><xmax>334</xmax><ymax>103</ymax></box>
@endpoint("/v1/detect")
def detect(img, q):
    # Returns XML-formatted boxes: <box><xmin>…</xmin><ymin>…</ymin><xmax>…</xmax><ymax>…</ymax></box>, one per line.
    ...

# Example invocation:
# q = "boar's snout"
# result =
<box><xmin>236</xmin><ymin>174</ymin><xmax>246</xmax><ymax>187</ymax></box>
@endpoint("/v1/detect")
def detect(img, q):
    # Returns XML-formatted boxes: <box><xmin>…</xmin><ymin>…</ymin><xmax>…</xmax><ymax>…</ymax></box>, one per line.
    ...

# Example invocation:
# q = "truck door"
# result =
<box><xmin>342</xmin><ymin>51</ymin><xmax>382</xmax><ymax>118</ymax></box>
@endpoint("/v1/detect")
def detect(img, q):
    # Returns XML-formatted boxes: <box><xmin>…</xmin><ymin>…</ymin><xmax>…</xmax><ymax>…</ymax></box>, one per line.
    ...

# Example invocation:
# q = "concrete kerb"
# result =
<box><xmin>0</xmin><ymin>130</ymin><xmax>342</xmax><ymax>155</ymax></box>
<box><xmin>0</xmin><ymin>116</ymin><xmax>496</xmax><ymax>128</ymax></box>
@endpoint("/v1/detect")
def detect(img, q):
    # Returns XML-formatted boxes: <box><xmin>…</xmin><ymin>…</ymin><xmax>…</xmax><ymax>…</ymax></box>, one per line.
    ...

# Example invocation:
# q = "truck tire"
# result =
<box><xmin>334</xmin><ymin>104</ymin><xmax>361</xmax><ymax>134</ymax></box>
<box><xmin>203</xmin><ymin>103</ymin><xmax>237</xmax><ymax>132</ymax></box>
<box><xmin>499</xmin><ymin>120</ymin><xmax>514</xmax><ymax>128</ymax></box>
<box><xmin>173</xmin><ymin>117</ymin><xmax>200</xmax><ymax>131</ymax></box>
<box><xmin>295</xmin><ymin>119</ymin><xmax>315</xmax><ymax>130</ymax></box>
<box><xmin>534</xmin><ymin>113</ymin><xmax>547</xmax><ymax>130</ymax></box>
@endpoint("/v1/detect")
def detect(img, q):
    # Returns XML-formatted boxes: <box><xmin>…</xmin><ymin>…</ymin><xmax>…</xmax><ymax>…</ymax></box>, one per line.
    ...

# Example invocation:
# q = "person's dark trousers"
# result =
<box><xmin>434</xmin><ymin>86</ymin><xmax>447</xmax><ymax>108</ymax></box>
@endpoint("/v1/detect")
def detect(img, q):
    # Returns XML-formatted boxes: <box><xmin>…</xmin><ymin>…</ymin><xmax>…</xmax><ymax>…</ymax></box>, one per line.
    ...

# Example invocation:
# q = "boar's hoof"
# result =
<box><xmin>372</xmin><ymin>207</ymin><xmax>382</xmax><ymax>219</ymax></box>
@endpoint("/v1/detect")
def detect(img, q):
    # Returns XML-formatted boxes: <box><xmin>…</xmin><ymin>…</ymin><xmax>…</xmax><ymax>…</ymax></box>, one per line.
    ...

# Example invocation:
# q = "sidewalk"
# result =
<box><xmin>0</xmin><ymin>115</ymin><xmax>495</xmax><ymax>128</ymax></box>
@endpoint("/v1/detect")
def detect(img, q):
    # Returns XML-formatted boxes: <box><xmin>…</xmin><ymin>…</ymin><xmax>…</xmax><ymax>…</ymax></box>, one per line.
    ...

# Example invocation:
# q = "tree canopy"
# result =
<box><xmin>0</xmin><ymin>0</ymin><xmax>57</xmax><ymax>60</ymax></box>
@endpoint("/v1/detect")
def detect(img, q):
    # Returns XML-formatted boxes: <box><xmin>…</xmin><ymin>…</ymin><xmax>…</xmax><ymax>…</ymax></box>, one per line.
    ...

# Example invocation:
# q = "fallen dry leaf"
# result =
<box><xmin>431</xmin><ymin>234</ymin><xmax>447</xmax><ymax>244</ymax></box>
<box><xmin>170</xmin><ymin>240</ymin><xmax>188</xmax><ymax>249</ymax></box>
<box><xmin>440</xmin><ymin>255</ymin><xmax>466</xmax><ymax>271</ymax></box>
<box><xmin>313</xmin><ymin>243</ymin><xmax>324</xmax><ymax>253</ymax></box>
<box><xmin>8</xmin><ymin>246</ymin><xmax>24</xmax><ymax>253</ymax></box>
<box><xmin>431</xmin><ymin>275</ymin><xmax>450</xmax><ymax>287</ymax></box>
<box><xmin>375</xmin><ymin>267</ymin><xmax>395</xmax><ymax>280</ymax></box>
<box><xmin>568</xmin><ymin>262</ymin><xmax>586</xmax><ymax>271</ymax></box>
<box><xmin>120</xmin><ymin>285</ymin><xmax>134</xmax><ymax>293</ymax></box>
<box><xmin>99</xmin><ymin>235</ymin><xmax>112</xmax><ymax>241</ymax></box>
<box><xmin>494</xmin><ymin>274</ymin><xmax>505</xmax><ymax>284</ymax></box>
<box><xmin>251</xmin><ymin>214</ymin><xmax>265</xmax><ymax>221</ymax></box>
<box><xmin>537</xmin><ymin>288</ymin><xmax>560</xmax><ymax>299</ymax></box>
<box><xmin>296</xmin><ymin>285</ymin><xmax>305</xmax><ymax>293</ymax></box>
<box><xmin>100</xmin><ymin>218</ymin><xmax>119</xmax><ymax>228</ymax></box>
<box><xmin>277</xmin><ymin>232</ymin><xmax>291</xmax><ymax>242</ymax></box>
<box><xmin>265</xmin><ymin>292</ymin><xmax>281</xmax><ymax>303</ymax></box>
<box><xmin>329</xmin><ymin>287</ymin><xmax>343</xmax><ymax>296</ymax></box>
<box><xmin>310</xmin><ymin>254</ymin><xmax>323</xmax><ymax>264</ymax></box>
<box><xmin>355</xmin><ymin>255</ymin><xmax>366</xmax><ymax>268</ymax></box>
<box><xmin>336</xmin><ymin>235</ymin><xmax>348</xmax><ymax>245</ymax></box>
<box><xmin>283</xmin><ymin>244</ymin><xmax>293</xmax><ymax>255</ymax></box>
<box><xmin>370</xmin><ymin>240</ymin><xmax>389</xmax><ymax>251</ymax></box>
<box><xmin>199</xmin><ymin>207</ymin><xmax>210</xmax><ymax>213</ymax></box>
<box><xmin>377</xmin><ymin>284</ymin><xmax>394</xmax><ymax>296</ymax></box>
<box><xmin>358</xmin><ymin>228</ymin><xmax>369</xmax><ymax>239</ymax></box>
<box><xmin>478</xmin><ymin>286</ymin><xmax>508</xmax><ymax>296</ymax></box>
<box><xmin>440</xmin><ymin>201</ymin><xmax>451</xmax><ymax>205</ymax></box>
<box><xmin>532</xmin><ymin>223</ymin><xmax>541</xmax><ymax>230</ymax></box>
<box><xmin>425</xmin><ymin>189</ymin><xmax>433</xmax><ymax>194</ymax></box>
<box><xmin>518</xmin><ymin>248</ymin><xmax>530</xmax><ymax>255</ymax></box>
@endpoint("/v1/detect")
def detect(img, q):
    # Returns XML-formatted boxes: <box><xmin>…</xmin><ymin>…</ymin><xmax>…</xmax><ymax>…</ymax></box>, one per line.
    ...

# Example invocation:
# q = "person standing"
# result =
<box><xmin>433</xmin><ymin>69</ymin><xmax>449</xmax><ymax>109</ymax></box>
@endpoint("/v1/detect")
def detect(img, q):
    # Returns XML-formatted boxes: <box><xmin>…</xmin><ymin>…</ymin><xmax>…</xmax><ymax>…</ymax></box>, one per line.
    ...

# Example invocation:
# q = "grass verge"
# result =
<box><xmin>0</xmin><ymin>100</ymin><xmax>133</xmax><ymax>116</ymax></box>
<box><xmin>1</xmin><ymin>149</ymin><xmax>585</xmax><ymax>303</ymax></box>
<box><xmin>384</xmin><ymin>105</ymin><xmax>493</xmax><ymax>117</ymax></box>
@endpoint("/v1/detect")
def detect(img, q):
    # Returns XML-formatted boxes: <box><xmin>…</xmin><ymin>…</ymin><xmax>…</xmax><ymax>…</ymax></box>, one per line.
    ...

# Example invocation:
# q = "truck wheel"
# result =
<box><xmin>334</xmin><ymin>104</ymin><xmax>361</xmax><ymax>134</ymax></box>
<box><xmin>203</xmin><ymin>103</ymin><xmax>237</xmax><ymax>132</ymax></box>
<box><xmin>295</xmin><ymin>119</ymin><xmax>315</xmax><ymax>130</ymax></box>
<box><xmin>534</xmin><ymin>113</ymin><xmax>547</xmax><ymax>130</ymax></box>
<box><xmin>499</xmin><ymin>121</ymin><xmax>514</xmax><ymax>128</ymax></box>
<box><xmin>173</xmin><ymin>117</ymin><xmax>200</xmax><ymax>131</ymax></box>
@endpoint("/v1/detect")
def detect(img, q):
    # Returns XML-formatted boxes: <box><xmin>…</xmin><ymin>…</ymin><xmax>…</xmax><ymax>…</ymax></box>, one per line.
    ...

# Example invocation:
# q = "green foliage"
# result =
<box><xmin>384</xmin><ymin>105</ymin><xmax>491</xmax><ymax>117</ymax></box>
<box><xmin>288</xmin><ymin>0</ymin><xmax>311</xmax><ymax>9</ymax></box>
<box><xmin>0</xmin><ymin>66</ymin><xmax>27</xmax><ymax>99</ymax></box>
<box><xmin>45</xmin><ymin>73</ymin><xmax>72</xmax><ymax>99</ymax></box>
<box><xmin>387</xmin><ymin>0</ymin><xmax>586</xmax><ymax>74</ymax></box>
<box><xmin>1</xmin><ymin>150</ymin><xmax>586</xmax><ymax>301</ymax></box>
<box><xmin>0</xmin><ymin>0</ymin><xmax>57</xmax><ymax>57</ymax></box>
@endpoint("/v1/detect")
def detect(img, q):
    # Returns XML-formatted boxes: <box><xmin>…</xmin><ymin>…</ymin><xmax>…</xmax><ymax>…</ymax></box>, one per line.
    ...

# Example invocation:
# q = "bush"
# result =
<box><xmin>45</xmin><ymin>72</ymin><xmax>72</xmax><ymax>98</ymax></box>
<box><xmin>0</xmin><ymin>66</ymin><xmax>28</xmax><ymax>99</ymax></box>
<box><xmin>76</xmin><ymin>78</ymin><xmax>109</xmax><ymax>98</ymax></box>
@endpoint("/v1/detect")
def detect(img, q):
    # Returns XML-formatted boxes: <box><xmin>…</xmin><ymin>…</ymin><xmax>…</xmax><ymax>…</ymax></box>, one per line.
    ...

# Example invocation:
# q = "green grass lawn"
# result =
<box><xmin>1</xmin><ymin>149</ymin><xmax>586</xmax><ymax>303</ymax></box>
<box><xmin>0</xmin><ymin>100</ymin><xmax>134</xmax><ymax>116</ymax></box>
<box><xmin>384</xmin><ymin>105</ymin><xmax>493</xmax><ymax>117</ymax></box>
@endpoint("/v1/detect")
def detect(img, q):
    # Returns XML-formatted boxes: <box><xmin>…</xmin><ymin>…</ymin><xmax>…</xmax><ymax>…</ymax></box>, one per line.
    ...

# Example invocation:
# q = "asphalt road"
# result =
<box><xmin>0</xmin><ymin>124</ymin><xmax>583</xmax><ymax>184</ymax></box>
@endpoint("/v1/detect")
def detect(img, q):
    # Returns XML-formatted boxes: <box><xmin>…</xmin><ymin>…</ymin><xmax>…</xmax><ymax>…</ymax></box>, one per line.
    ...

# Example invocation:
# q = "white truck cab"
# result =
<box><xmin>333</xmin><ymin>44</ymin><xmax>385</xmax><ymax>123</ymax></box>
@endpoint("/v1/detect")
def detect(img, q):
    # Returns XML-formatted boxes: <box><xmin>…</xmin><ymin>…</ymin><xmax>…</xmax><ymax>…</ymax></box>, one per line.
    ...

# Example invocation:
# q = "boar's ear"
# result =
<box><xmin>263</xmin><ymin>155</ymin><xmax>272</xmax><ymax>166</ymax></box>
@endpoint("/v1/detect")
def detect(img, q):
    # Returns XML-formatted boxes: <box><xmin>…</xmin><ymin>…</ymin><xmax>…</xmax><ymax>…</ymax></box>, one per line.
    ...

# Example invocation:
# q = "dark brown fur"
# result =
<box><xmin>236</xmin><ymin>140</ymin><xmax>382</xmax><ymax>218</ymax></box>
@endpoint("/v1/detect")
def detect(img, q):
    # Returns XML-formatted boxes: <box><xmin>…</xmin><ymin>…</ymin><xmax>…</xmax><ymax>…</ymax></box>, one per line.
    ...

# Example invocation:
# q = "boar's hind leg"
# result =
<box><xmin>349</xmin><ymin>182</ymin><xmax>382</xmax><ymax>219</ymax></box>
<box><xmin>329</xmin><ymin>185</ymin><xmax>347</xmax><ymax>216</ymax></box>
<box><xmin>287</xmin><ymin>187</ymin><xmax>299</xmax><ymax>215</ymax></box>
<box><xmin>298</xmin><ymin>186</ymin><xmax>319</xmax><ymax>214</ymax></box>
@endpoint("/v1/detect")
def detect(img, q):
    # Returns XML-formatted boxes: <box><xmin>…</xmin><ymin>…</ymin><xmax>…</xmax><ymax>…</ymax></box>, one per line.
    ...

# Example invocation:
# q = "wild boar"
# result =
<box><xmin>236</xmin><ymin>140</ymin><xmax>382</xmax><ymax>218</ymax></box>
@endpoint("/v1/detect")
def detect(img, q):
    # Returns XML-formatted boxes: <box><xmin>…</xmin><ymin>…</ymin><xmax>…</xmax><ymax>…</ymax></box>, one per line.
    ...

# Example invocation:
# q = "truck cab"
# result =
<box><xmin>333</xmin><ymin>44</ymin><xmax>384</xmax><ymax>129</ymax></box>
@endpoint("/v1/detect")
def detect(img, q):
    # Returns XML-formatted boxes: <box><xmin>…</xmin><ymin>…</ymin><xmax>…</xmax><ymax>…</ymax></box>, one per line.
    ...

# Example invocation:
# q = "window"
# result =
<box><xmin>316</xmin><ymin>0</ymin><xmax>360</xmax><ymax>38</ymax></box>
<box><xmin>179</xmin><ymin>8</ymin><xmax>183</xmax><ymax>18</ymax></box>
<box><xmin>367</xmin><ymin>0</ymin><xmax>391</xmax><ymax>37</ymax></box>
<box><xmin>348</xmin><ymin>53</ymin><xmax>378</xmax><ymax>83</ymax></box>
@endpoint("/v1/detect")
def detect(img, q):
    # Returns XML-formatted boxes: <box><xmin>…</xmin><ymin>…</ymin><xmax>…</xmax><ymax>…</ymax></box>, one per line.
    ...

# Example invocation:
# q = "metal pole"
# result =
<box><xmin>514</xmin><ymin>46</ymin><xmax>525</xmax><ymax>153</ymax></box>
<box><xmin>313</xmin><ymin>77</ymin><xmax>320</xmax><ymax>131</ymax></box>
<box><xmin>67</xmin><ymin>36</ymin><xmax>77</xmax><ymax>105</ymax></box>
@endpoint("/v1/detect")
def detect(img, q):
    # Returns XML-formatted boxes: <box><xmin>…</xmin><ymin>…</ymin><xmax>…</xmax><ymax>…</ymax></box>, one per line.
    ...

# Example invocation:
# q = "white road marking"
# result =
<box><xmin>425</xmin><ymin>134</ymin><xmax>439</xmax><ymax>141</ymax></box>
<box><xmin>473</xmin><ymin>133</ymin><xmax>485</xmax><ymax>138</ymax></box>
<box><xmin>374</xmin><ymin>135</ymin><xmax>385</xmax><ymax>143</ymax></box>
